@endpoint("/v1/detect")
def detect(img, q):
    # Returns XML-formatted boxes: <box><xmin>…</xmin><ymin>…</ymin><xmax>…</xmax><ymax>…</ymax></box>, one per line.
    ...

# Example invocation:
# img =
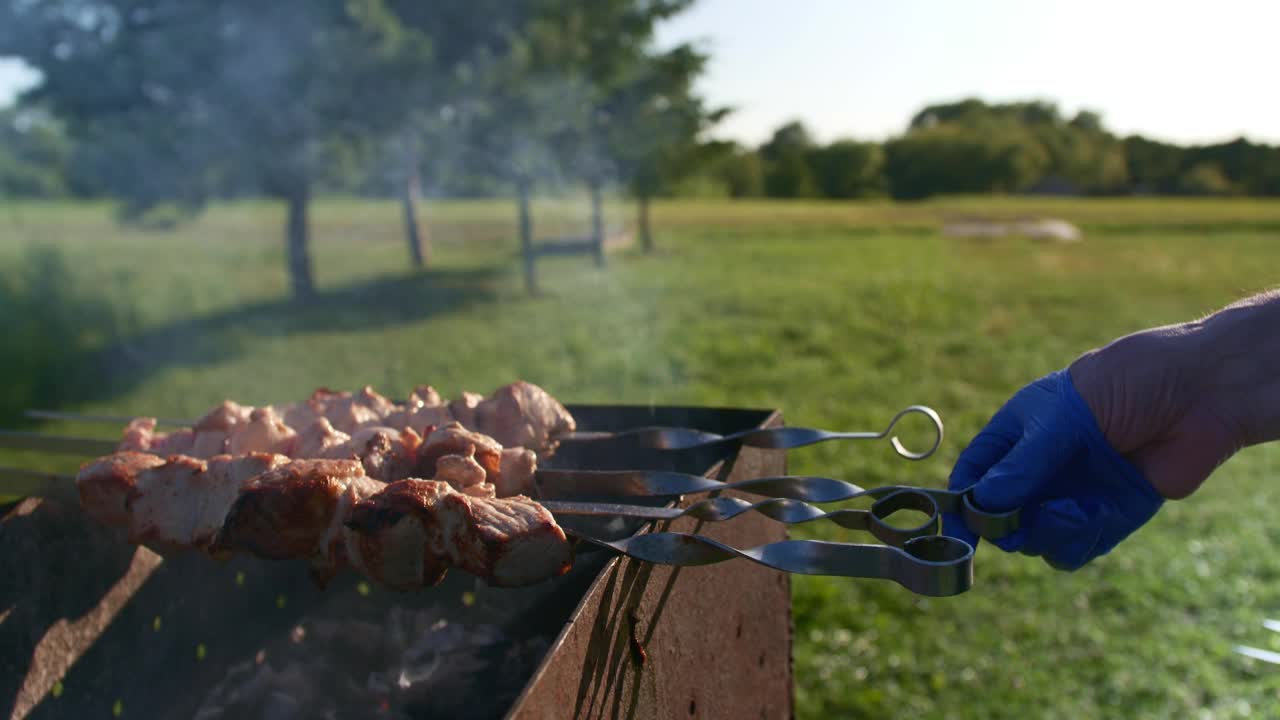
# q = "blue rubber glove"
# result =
<box><xmin>944</xmin><ymin>370</ymin><xmax>1165</xmax><ymax>570</ymax></box>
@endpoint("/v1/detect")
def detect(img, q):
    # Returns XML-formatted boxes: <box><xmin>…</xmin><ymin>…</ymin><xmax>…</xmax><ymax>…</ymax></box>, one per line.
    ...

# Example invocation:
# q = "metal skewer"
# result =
<box><xmin>542</xmin><ymin>488</ymin><xmax>940</xmax><ymax>547</ymax></box>
<box><xmin>0</xmin><ymin>431</ymin><xmax>118</xmax><ymax>456</ymax></box>
<box><xmin>24</xmin><ymin>404</ymin><xmax>945</xmax><ymax>460</ymax></box>
<box><xmin>579</xmin><ymin>532</ymin><xmax>973</xmax><ymax>597</ymax></box>
<box><xmin>559</xmin><ymin>405</ymin><xmax>944</xmax><ymax>460</ymax></box>
<box><xmin>0</xmin><ymin>466</ymin><xmax>80</xmax><ymax>502</ymax></box>
<box><xmin>25</xmin><ymin>409</ymin><xmax>192</xmax><ymax>427</ymax></box>
<box><xmin>536</xmin><ymin>469</ymin><xmax>1021</xmax><ymax>542</ymax></box>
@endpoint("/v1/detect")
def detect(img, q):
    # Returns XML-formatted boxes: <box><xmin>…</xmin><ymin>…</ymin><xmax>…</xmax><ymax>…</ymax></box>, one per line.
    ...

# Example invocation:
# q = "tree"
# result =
<box><xmin>885</xmin><ymin>125</ymin><xmax>1049</xmax><ymax>199</ymax></box>
<box><xmin>602</xmin><ymin>42</ymin><xmax>724</xmax><ymax>251</ymax></box>
<box><xmin>712</xmin><ymin>143</ymin><xmax>765</xmax><ymax>197</ymax></box>
<box><xmin>806</xmin><ymin>140</ymin><xmax>885</xmax><ymax>199</ymax></box>
<box><xmin>530</xmin><ymin>0</ymin><xmax>712</xmax><ymax>256</ymax></box>
<box><xmin>760</xmin><ymin>120</ymin><xmax>818</xmax><ymax>198</ymax></box>
<box><xmin>1</xmin><ymin>0</ymin><xmax>411</xmax><ymax>297</ymax></box>
<box><xmin>413</xmin><ymin>0</ymin><xmax>710</xmax><ymax>285</ymax></box>
<box><xmin>0</xmin><ymin>106</ymin><xmax>74</xmax><ymax>197</ymax></box>
<box><xmin>378</xmin><ymin>0</ymin><xmax>539</xmax><ymax>268</ymax></box>
<box><xmin>1123</xmin><ymin>136</ymin><xmax>1184</xmax><ymax>194</ymax></box>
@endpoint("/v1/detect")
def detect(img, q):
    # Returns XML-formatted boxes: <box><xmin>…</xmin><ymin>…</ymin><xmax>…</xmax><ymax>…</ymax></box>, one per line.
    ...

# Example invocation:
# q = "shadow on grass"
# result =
<box><xmin>0</xmin><ymin>247</ymin><xmax>504</xmax><ymax>427</ymax></box>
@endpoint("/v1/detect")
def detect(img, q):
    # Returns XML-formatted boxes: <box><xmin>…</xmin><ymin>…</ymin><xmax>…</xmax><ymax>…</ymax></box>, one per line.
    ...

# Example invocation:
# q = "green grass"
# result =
<box><xmin>4</xmin><ymin>195</ymin><xmax>1280</xmax><ymax>718</ymax></box>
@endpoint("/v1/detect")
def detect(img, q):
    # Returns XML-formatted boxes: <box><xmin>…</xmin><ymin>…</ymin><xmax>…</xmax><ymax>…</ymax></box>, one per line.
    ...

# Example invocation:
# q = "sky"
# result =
<box><xmin>653</xmin><ymin>0</ymin><xmax>1280</xmax><ymax>146</ymax></box>
<box><xmin>2</xmin><ymin>0</ymin><xmax>1277</xmax><ymax>146</ymax></box>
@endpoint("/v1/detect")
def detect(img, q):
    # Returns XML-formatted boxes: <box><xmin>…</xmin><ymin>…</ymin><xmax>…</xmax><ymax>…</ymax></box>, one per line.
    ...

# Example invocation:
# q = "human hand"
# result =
<box><xmin>943</xmin><ymin>370</ymin><xmax>1166</xmax><ymax>570</ymax></box>
<box><xmin>946</xmin><ymin>292</ymin><xmax>1276</xmax><ymax>569</ymax></box>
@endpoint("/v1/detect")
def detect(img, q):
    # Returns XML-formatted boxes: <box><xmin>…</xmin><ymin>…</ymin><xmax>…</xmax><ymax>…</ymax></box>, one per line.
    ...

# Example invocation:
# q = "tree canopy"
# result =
<box><xmin>1</xmin><ymin>0</ymin><xmax>723</xmax><ymax>291</ymax></box>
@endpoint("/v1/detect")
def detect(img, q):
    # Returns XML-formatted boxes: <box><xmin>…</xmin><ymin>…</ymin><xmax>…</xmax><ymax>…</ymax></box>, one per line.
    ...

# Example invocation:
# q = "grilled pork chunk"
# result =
<box><xmin>347</xmin><ymin>426</ymin><xmax>421</xmax><ymax>482</ymax></box>
<box><xmin>306</xmin><ymin>386</ymin><xmax>398</xmax><ymax>434</ymax></box>
<box><xmin>416</xmin><ymin>422</ymin><xmax>503</xmax><ymax>479</ymax></box>
<box><xmin>293</xmin><ymin>417</ymin><xmax>352</xmax><ymax>458</ymax></box>
<box><xmin>228</xmin><ymin>406</ymin><xmax>297</xmax><ymax>456</ymax></box>
<box><xmin>113</xmin><ymin>382</ymin><xmax>571</xmax><ymax>492</ymax></box>
<box><xmin>76</xmin><ymin>448</ymin><xmax>572</xmax><ymax>589</ymax></box>
<box><xmin>127</xmin><ymin>453</ymin><xmax>290</xmax><ymax>551</ymax></box>
<box><xmin>346</xmin><ymin>479</ymin><xmax>572</xmax><ymax>589</ymax></box>
<box><xmin>494</xmin><ymin>447</ymin><xmax>538</xmax><ymax>498</ymax></box>
<box><xmin>210</xmin><ymin>458</ymin><xmax>384</xmax><ymax>584</ymax></box>
<box><xmin>192</xmin><ymin>400</ymin><xmax>254</xmax><ymax>456</ymax></box>
<box><xmin>475</xmin><ymin>381</ymin><xmax>576</xmax><ymax>456</ymax></box>
<box><xmin>77</xmin><ymin>451</ymin><xmax>168</xmax><ymax>527</ymax></box>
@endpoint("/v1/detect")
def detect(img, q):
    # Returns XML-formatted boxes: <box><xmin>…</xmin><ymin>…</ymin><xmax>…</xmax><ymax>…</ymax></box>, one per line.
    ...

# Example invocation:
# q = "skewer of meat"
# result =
<box><xmin>75</xmin><ymin>450</ymin><xmax>573</xmax><ymax>589</ymax></box>
<box><xmin>118</xmin><ymin>381</ymin><xmax>575</xmax><ymax>461</ymax></box>
<box><xmin>118</xmin><ymin>408</ymin><xmax>539</xmax><ymax>498</ymax></box>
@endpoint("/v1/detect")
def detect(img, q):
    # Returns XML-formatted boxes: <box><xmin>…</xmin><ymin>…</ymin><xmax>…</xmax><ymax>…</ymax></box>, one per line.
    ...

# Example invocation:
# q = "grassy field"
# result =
<box><xmin>4</xmin><ymin>196</ymin><xmax>1280</xmax><ymax>718</ymax></box>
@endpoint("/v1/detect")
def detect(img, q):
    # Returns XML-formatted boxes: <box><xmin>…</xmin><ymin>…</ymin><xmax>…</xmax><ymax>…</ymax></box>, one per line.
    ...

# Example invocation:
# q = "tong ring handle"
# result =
<box><xmin>867</xmin><ymin>489</ymin><xmax>941</xmax><ymax>546</ymax></box>
<box><xmin>960</xmin><ymin>491</ymin><xmax>1022</xmax><ymax>540</ymax></box>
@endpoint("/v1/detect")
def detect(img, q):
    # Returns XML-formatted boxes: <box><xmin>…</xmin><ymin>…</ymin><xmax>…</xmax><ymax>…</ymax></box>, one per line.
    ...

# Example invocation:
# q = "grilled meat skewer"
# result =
<box><xmin>118</xmin><ymin>381</ymin><xmax>575</xmax><ymax>462</ymax></box>
<box><xmin>76</xmin><ymin>450</ymin><xmax>573</xmax><ymax>588</ymax></box>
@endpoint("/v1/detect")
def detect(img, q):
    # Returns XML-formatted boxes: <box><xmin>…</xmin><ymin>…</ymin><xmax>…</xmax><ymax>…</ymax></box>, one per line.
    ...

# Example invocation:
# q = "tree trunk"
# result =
<box><xmin>638</xmin><ymin>193</ymin><xmax>653</xmax><ymax>253</ymax></box>
<box><xmin>589</xmin><ymin>178</ymin><xmax>605</xmax><ymax>267</ymax></box>
<box><xmin>286</xmin><ymin>187</ymin><xmax>315</xmax><ymax>298</ymax></box>
<box><xmin>518</xmin><ymin>177</ymin><xmax>536</xmax><ymax>295</ymax></box>
<box><xmin>402</xmin><ymin>153</ymin><xmax>429</xmax><ymax>268</ymax></box>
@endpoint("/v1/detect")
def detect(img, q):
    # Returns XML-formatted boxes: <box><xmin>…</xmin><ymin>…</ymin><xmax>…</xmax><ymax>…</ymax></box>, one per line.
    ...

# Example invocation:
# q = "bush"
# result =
<box><xmin>1177</xmin><ymin>163</ymin><xmax>1235</xmax><ymax>196</ymax></box>
<box><xmin>0</xmin><ymin>248</ymin><xmax>130</xmax><ymax>424</ymax></box>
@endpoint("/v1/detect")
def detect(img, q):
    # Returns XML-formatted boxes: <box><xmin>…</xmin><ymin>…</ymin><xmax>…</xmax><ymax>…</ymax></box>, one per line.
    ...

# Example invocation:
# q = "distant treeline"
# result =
<box><xmin>6</xmin><ymin>98</ymin><xmax>1278</xmax><ymax>203</ymax></box>
<box><xmin>688</xmin><ymin>100</ymin><xmax>1280</xmax><ymax>200</ymax></box>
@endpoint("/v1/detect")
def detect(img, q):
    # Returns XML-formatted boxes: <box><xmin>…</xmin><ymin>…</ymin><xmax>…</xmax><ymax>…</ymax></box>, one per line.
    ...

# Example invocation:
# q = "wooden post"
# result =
<box><xmin>401</xmin><ymin>153</ymin><xmax>428</xmax><ymax>268</ymax></box>
<box><xmin>285</xmin><ymin>186</ymin><xmax>315</xmax><ymax>298</ymax></box>
<box><xmin>589</xmin><ymin>178</ymin><xmax>605</xmax><ymax>268</ymax></box>
<box><xmin>518</xmin><ymin>177</ymin><xmax>536</xmax><ymax>294</ymax></box>
<box><xmin>638</xmin><ymin>193</ymin><xmax>653</xmax><ymax>253</ymax></box>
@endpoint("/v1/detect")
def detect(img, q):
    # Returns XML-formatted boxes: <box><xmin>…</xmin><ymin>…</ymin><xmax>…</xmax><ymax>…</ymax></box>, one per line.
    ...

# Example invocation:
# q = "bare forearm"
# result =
<box><xmin>1068</xmin><ymin>289</ymin><xmax>1279</xmax><ymax>499</ymax></box>
<box><xmin>1197</xmin><ymin>290</ymin><xmax>1280</xmax><ymax>447</ymax></box>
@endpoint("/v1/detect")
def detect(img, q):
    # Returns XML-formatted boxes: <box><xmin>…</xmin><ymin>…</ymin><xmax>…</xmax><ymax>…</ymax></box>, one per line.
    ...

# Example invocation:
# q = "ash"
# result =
<box><xmin>193</xmin><ymin>605</ymin><xmax>549</xmax><ymax>720</ymax></box>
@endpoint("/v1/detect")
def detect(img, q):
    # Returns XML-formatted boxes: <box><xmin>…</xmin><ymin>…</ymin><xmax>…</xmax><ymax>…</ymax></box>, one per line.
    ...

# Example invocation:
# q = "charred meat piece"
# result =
<box><xmin>343</xmin><ymin>479</ymin><xmax>457</xmax><ymax>589</ymax></box>
<box><xmin>446</xmin><ymin>489</ymin><xmax>572</xmax><ymax>586</ymax></box>
<box><xmin>475</xmin><ymin>381</ymin><xmax>576</xmax><ymax>456</ymax></box>
<box><xmin>77</xmin><ymin>451</ymin><xmax>168</xmax><ymax>527</ymax></box>
<box><xmin>209</xmin><ymin>459</ymin><xmax>380</xmax><ymax>568</ymax></box>
<box><xmin>125</xmin><ymin>453</ymin><xmax>289</xmax><ymax>551</ymax></box>
<box><xmin>347</xmin><ymin>426</ymin><xmax>422</xmax><ymax>482</ymax></box>
<box><xmin>75</xmin><ymin>448</ymin><xmax>572</xmax><ymax>590</ymax></box>
<box><xmin>346</xmin><ymin>479</ymin><xmax>572</xmax><ymax>588</ymax></box>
